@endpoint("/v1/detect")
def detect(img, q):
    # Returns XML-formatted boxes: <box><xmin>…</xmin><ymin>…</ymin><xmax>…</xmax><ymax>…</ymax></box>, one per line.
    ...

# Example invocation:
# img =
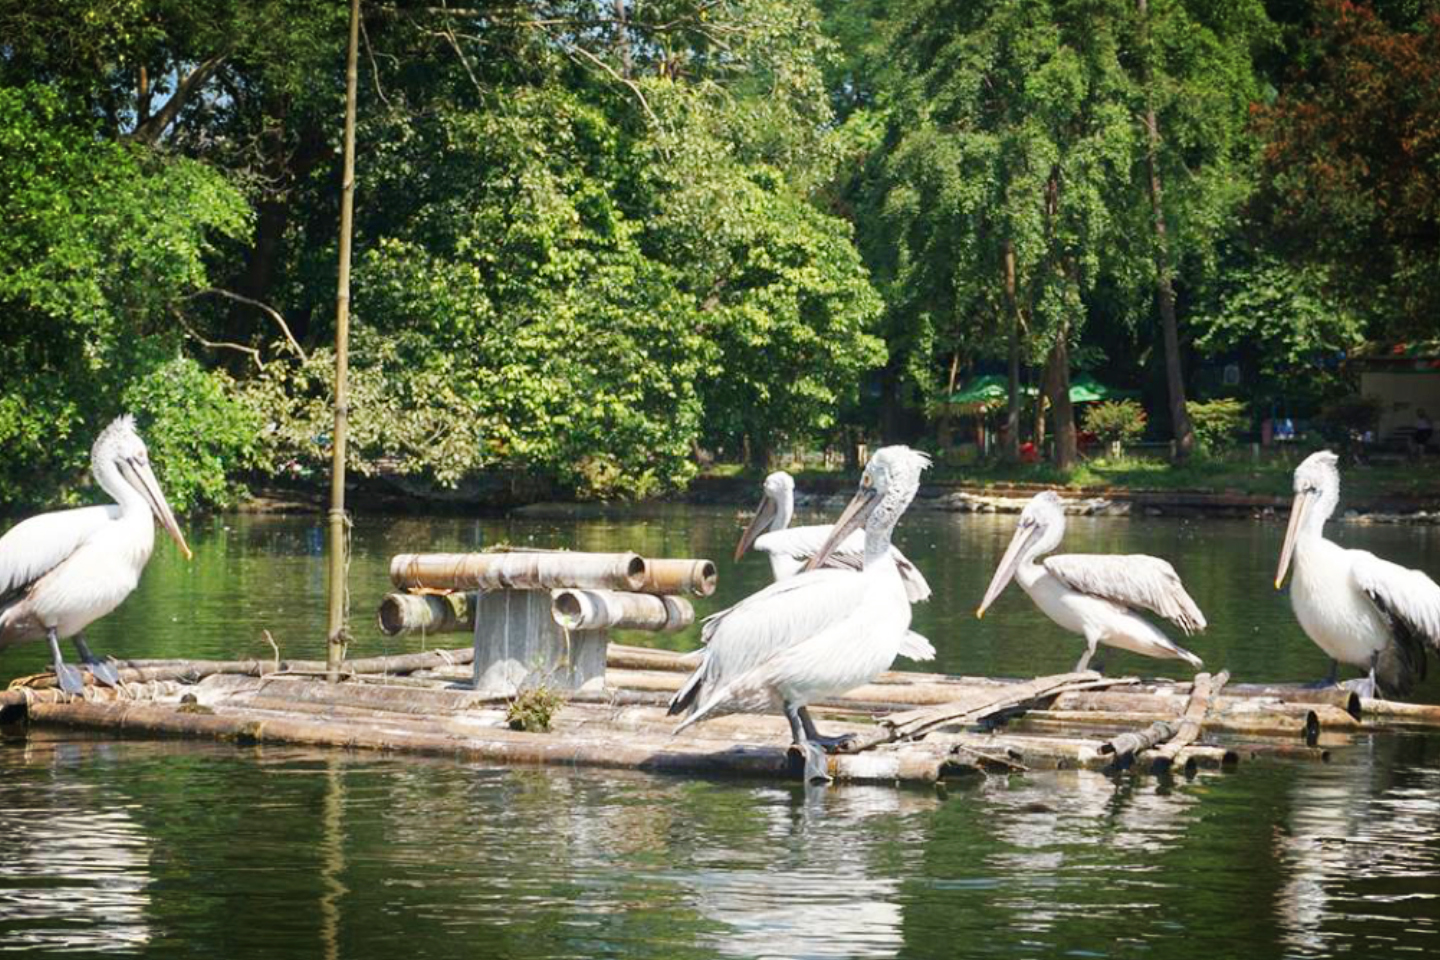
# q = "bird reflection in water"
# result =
<box><xmin>1275</xmin><ymin>743</ymin><xmax>1440</xmax><ymax>956</ymax></box>
<box><xmin>680</xmin><ymin>783</ymin><xmax>939</xmax><ymax>960</ymax></box>
<box><xmin>0</xmin><ymin>740</ymin><xmax>153</xmax><ymax>952</ymax></box>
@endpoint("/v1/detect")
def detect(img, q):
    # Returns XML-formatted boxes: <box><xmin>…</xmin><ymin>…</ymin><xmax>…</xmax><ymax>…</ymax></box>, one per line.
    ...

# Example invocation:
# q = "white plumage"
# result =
<box><xmin>1277</xmin><ymin>451</ymin><xmax>1440</xmax><ymax>698</ymax></box>
<box><xmin>976</xmin><ymin>491</ymin><xmax>1205</xmax><ymax>673</ymax></box>
<box><xmin>671</xmin><ymin>447</ymin><xmax>932</xmax><ymax>780</ymax></box>
<box><xmin>734</xmin><ymin>471</ymin><xmax>933</xmax><ymax>604</ymax></box>
<box><xmin>0</xmin><ymin>416</ymin><xmax>191</xmax><ymax>693</ymax></box>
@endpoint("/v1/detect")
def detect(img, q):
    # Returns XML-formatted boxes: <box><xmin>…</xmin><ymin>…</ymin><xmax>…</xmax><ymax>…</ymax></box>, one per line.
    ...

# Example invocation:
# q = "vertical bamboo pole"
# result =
<box><xmin>327</xmin><ymin>0</ymin><xmax>361</xmax><ymax>681</ymax></box>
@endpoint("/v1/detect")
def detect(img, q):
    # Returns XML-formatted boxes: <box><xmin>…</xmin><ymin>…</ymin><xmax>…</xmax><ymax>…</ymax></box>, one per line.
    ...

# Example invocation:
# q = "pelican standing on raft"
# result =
<box><xmin>734</xmin><ymin>471</ymin><xmax>933</xmax><ymax>602</ymax></box>
<box><xmin>0</xmin><ymin>415</ymin><xmax>192</xmax><ymax>694</ymax></box>
<box><xmin>1276</xmin><ymin>450</ymin><xmax>1440</xmax><ymax>698</ymax></box>
<box><xmin>669</xmin><ymin>446</ymin><xmax>932</xmax><ymax>781</ymax></box>
<box><xmin>976</xmin><ymin>491</ymin><xmax>1205</xmax><ymax>673</ymax></box>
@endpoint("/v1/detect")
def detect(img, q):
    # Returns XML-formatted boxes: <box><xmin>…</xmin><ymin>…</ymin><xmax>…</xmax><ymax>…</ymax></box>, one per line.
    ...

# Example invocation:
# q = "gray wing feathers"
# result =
<box><xmin>1044</xmin><ymin>553</ymin><xmax>1207</xmax><ymax>634</ymax></box>
<box><xmin>0</xmin><ymin>506</ymin><xmax>114</xmax><ymax>597</ymax></box>
<box><xmin>1351</xmin><ymin>550</ymin><xmax>1440</xmax><ymax>654</ymax></box>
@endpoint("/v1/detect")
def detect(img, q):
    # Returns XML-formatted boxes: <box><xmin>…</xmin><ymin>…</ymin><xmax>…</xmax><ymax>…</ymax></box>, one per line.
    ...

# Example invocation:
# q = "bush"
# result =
<box><xmin>1083</xmin><ymin>400</ymin><xmax>1147</xmax><ymax>445</ymax></box>
<box><xmin>1187</xmin><ymin>399</ymin><xmax>1248</xmax><ymax>452</ymax></box>
<box><xmin>124</xmin><ymin>357</ymin><xmax>264</xmax><ymax>514</ymax></box>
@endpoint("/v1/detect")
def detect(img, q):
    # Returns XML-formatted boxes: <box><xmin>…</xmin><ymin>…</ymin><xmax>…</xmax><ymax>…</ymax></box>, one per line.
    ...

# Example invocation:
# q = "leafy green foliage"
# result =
<box><xmin>0</xmin><ymin>83</ymin><xmax>249</xmax><ymax>511</ymax></box>
<box><xmin>123</xmin><ymin>357</ymin><xmax>264</xmax><ymax>513</ymax></box>
<box><xmin>1186</xmin><ymin>398</ymin><xmax>1248</xmax><ymax>451</ymax></box>
<box><xmin>1083</xmin><ymin>401</ymin><xmax>1148</xmax><ymax>445</ymax></box>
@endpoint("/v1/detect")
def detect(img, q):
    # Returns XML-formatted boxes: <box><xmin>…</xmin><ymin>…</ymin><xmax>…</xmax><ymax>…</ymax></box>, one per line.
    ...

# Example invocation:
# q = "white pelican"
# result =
<box><xmin>0</xmin><ymin>415</ymin><xmax>191</xmax><ymax>693</ymax></box>
<box><xmin>976</xmin><ymin>491</ymin><xmax>1205</xmax><ymax>673</ymax></box>
<box><xmin>734</xmin><ymin>470</ymin><xmax>932</xmax><ymax>602</ymax></box>
<box><xmin>1276</xmin><ymin>450</ymin><xmax>1440</xmax><ymax>698</ymax></box>
<box><xmin>668</xmin><ymin>446</ymin><xmax>932</xmax><ymax>781</ymax></box>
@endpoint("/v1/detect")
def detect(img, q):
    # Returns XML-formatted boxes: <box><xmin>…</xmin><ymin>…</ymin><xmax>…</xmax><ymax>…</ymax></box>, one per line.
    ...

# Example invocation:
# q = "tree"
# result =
<box><xmin>1252</xmin><ymin>0</ymin><xmax>1440</xmax><ymax>338</ymax></box>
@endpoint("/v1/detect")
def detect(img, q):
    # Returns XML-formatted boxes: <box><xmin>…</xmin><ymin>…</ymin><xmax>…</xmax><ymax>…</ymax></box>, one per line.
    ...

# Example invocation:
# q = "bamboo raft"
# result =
<box><xmin>5</xmin><ymin>549</ymin><xmax>1440</xmax><ymax>785</ymax></box>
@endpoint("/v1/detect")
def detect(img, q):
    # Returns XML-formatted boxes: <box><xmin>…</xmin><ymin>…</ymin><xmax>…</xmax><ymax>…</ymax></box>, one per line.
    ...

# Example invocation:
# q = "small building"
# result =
<box><xmin>1349</xmin><ymin>341</ymin><xmax>1440</xmax><ymax>442</ymax></box>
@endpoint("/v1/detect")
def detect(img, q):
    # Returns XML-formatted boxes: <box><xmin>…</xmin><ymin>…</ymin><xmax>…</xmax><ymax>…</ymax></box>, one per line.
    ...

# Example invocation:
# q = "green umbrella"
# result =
<box><xmin>1068</xmin><ymin>373</ymin><xmax>1139</xmax><ymax>403</ymax></box>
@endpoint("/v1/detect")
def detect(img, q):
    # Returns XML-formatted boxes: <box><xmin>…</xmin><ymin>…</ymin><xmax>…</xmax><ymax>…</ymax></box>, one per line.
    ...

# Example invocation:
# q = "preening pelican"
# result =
<box><xmin>734</xmin><ymin>470</ymin><xmax>932</xmax><ymax>603</ymax></box>
<box><xmin>669</xmin><ymin>447</ymin><xmax>932</xmax><ymax>781</ymax></box>
<box><xmin>1276</xmin><ymin>451</ymin><xmax>1440</xmax><ymax>698</ymax></box>
<box><xmin>0</xmin><ymin>416</ymin><xmax>191</xmax><ymax>693</ymax></box>
<box><xmin>976</xmin><ymin>491</ymin><xmax>1205</xmax><ymax>673</ymax></box>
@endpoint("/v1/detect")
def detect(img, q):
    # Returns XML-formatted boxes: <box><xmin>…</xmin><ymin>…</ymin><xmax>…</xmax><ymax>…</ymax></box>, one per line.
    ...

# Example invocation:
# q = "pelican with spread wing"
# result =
<box><xmin>1276</xmin><ymin>451</ymin><xmax>1440</xmax><ymax>698</ymax></box>
<box><xmin>976</xmin><ymin>491</ymin><xmax>1205</xmax><ymax>673</ymax></box>
<box><xmin>734</xmin><ymin>470</ymin><xmax>932</xmax><ymax>603</ymax></box>
<box><xmin>0</xmin><ymin>416</ymin><xmax>192</xmax><ymax>693</ymax></box>
<box><xmin>669</xmin><ymin>447</ymin><xmax>932</xmax><ymax>780</ymax></box>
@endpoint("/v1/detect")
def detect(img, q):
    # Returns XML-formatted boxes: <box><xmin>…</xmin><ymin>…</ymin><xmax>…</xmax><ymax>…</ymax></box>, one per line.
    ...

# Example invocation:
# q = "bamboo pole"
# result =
<box><xmin>1149</xmin><ymin>670</ymin><xmax>1229</xmax><ymax>771</ymax></box>
<box><xmin>635</xmin><ymin>559</ymin><xmax>717</xmax><ymax>597</ymax></box>
<box><xmin>326</xmin><ymin>0</ymin><xmax>361</xmax><ymax>682</ymax></box>
<box><xmin>389</xmin><ymin>552</ymin><xmax>647</xmax><ymax>592</ymax></box>
<box><xmin>377</xmin><ymin>592</ymin><xmax>474</xmax><ymax>636</ymax></box>
<box><xmin>551</xmin><ymin>589</ymin><xmax>694</xmax><ymax>632</ymax></box>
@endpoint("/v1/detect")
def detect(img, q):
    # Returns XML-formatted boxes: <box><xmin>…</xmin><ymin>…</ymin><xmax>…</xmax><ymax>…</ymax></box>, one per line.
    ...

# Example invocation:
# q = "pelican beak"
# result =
<box><xmin>123</xmin><ymin>458</ymin><xmax>193</xmax><ymax>561</ymax></box>
<box><xmin>734</xmin><ymin>493</ymin><xmax>778</xmax><ymax>562</ymax></box>
<box><xmin>1276</xmin><ymin>491</ymin><xmax>1309</xmax><ymax>589</ymax></box>
<box><xmin>803</xmin><ymin>484</ymin><xmax>880</xmax><ymax>572</ymax></box>
<box><xmin>977</xmin><ymin>522</ymin><xmax>1035</xmax><ymax>618</ymax></box>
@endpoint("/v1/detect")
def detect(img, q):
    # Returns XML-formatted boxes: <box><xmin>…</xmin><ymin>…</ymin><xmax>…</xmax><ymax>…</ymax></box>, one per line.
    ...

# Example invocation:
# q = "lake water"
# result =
<box><xmin>3</xmin><ymin>505</ymin><xmax>1440</xmax><ymax>958</ymax></box>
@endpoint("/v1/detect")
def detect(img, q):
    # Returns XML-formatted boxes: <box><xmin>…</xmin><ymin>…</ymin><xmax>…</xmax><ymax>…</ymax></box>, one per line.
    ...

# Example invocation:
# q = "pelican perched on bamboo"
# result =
<box><xmin>1276</xmin><ymin>451</ymin><xmax>1440</xmax><ymax>698</ymax></box>
<box><xmin>734</xmin><ymin>471</ymin><xmax>932</xmax><ymax>603</ymax></box>
<box><xmin>976</xmin><ymin>491</ymin><xmax>1205</xmax><ymax>673</ymax></box>
<box><xmin>0</xmin><ymin>415</ymin><xmax>191</xmax><ymax>693</ymax></box>
<box><xmin>669</xmin><ymin>446</ymin><xmax>931</xmax><ymax>781</ymax></box>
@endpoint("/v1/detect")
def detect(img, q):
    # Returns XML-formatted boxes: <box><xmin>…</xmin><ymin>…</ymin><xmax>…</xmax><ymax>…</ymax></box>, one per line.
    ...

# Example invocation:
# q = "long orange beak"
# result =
<box><xmin>977</xmin><ymin>523</ymin><xmax>1034</xmax><ymax>618</ymax></box>
<box><xmin>1275</xmin><ymin>491</ymin><xmax>1309</xmax><ymax>589</ymax></box>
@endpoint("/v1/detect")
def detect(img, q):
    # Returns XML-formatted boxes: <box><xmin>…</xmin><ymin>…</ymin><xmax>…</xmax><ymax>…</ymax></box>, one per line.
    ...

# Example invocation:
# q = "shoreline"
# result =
<box><xmin>236</xmin><ymin>476</ymin><xmax>1440</xmax><ymax>525</ymax></box>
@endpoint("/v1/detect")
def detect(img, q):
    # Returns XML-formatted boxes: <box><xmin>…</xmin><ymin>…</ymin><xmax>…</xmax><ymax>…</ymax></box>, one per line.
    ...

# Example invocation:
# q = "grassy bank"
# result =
<box><xmin>705</xmin><ymin>452</ymin><xmax>1440</xmax><ymax>504</ymax></box>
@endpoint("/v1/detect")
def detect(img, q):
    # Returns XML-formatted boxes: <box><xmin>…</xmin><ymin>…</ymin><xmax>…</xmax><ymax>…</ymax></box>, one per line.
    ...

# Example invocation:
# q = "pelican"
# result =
<box><xmin>976</xmin><ymin>491</ymin><xmax>1205</xmax><ymax>673</ymax></box>
<box><xmin>1276</xmin><ymin>450</ymin><xmax>1440</xmax><ymax>698</ymax></box>
<box><xmin>668</xmin><ymin>446</ymin><xmax>931</xmax><ymax>781</ymax></box>
<box><xmin>734</xmin><ymin>470</ymin><xmax>932</xmax><ymax>602</ymax></box>
<box><xmin>0</xmin><ymin>415</ymin><xmax>191</xmax><ymax>693</ymax></box>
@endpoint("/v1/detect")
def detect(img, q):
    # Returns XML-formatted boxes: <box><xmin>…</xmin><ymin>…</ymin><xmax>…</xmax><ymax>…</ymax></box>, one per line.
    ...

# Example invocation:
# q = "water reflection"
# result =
<box><xmin>0</xmin><ymin>739</ymin><xmax>153</xmax><ymax>953</ymax></box>
<box><xmin>1276</xmin><ymin>738</ymin><xmax>1440</xmax><ymax>957</ymax></box>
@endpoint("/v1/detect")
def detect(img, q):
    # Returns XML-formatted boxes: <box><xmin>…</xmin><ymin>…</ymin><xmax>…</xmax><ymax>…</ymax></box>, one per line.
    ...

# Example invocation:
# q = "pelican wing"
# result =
<box><xmin>898</xmin><ymin>630</ymin><xmax>935</xmax><ymax>661</ymax></box>
<box><xmin>670</xmin><ymin>570</ymin><xmax>865</xmax><ymax>717</ymax></box>
<box><xmin>753</xmin><ymin>524</ymin><xmax>932</xmax><ymax>603</ymax></box>
<box><xmin>1044</xmin><ymin>553</ymin><xmax>1208</xmax><ymax>634</ymax></box>
<box><xmin>1351</xmin><ymin>550</ymin><xmax>1440</xmax><ymax>666</ymax></box>
<box><xmin>0</xmin><ymin>505</ymin><xmax>116</xmax><ymax>603</ymax></box>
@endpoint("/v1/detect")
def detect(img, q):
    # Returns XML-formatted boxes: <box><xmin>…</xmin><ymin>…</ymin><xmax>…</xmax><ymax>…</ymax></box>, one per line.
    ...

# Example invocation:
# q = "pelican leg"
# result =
<box><xmin>784</xmin><ymin>703</ymin><xmax>832</xmax><ymax>783</ymax></box>
<box><xmin>72</xmin><ymin>635</ymin><xmax>120</xmax><ymax>688</ymax></box>
<box><xmin>46</xmin><ymin>629</ymin><xmax>85</xmax><ymax>696</ymax></box>
<box><xmin>1074</xmin><ymin>635</ymin><xmax>1100</xmax><ymax>674</ymax></box>
<box><xmin>797</xmin><ymin>706</ymin><xmax>856</xmax><ymax>752</ymax></box>
<box><xmin>1305</xmin><ymin>660</ymin><xmax>1340</xmax><ymax>690</ymax></box>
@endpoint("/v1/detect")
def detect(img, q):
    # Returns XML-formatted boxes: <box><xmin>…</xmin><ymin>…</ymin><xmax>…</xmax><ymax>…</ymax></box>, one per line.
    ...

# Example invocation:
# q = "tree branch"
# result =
<box><xmin>190</xmin><ymin>288</ymin><xmax>308</xmax><ymax>360</ymax></box>
<box><xmin>127</xmin><ymin>55</ymin><xmax>228</xmax><ymax>145</ymax></box>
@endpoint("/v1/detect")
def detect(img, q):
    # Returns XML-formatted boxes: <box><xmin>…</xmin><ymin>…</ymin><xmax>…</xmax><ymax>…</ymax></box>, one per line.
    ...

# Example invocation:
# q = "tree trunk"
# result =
<box><xmin>1138</xmin><ymin>0</ymin><xmax>1195</xmax><ymax>461</ymax></box>
<box><xmin>1002</xmin><ymin>241</ymin><xmax>1023</xmax><ymax>462</ymax></box>
<box><xmin>1044</xmin><ymin>334</ymin><xmax>1077</xmax><ymax>469</ymax></box>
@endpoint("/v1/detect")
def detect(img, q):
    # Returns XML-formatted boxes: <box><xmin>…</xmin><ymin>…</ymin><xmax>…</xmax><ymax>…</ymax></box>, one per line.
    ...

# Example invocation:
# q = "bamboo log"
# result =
<box><xmin>21</xmin><ymin>698</ymin><xmax>955</xmax><ymax>784</ymax></box>
<box><xmin>377</xmin><ymin>592</ymin><xmax>475</xmax><ymax>636</ymax></box>
<box><xmin>1014</xmin><ymin>710</ymin><xmax>1319</xmax><ymax>742</ymax></box>
<box><xmin>551</xmin><ymin>589</ymin><xmax>694</xmax><ymax>633</ymax></box>
<box><xmin>1100</xmin><ymin>721</ymin><xmax>1175</xmax><ymax>761</ymax></box>
<box><xmin>1149</xmin><ymin>670</ymin><xmax>1229</xmax><ymax>771</ymax></box>
<box><xmin>389</xmin><ymin>552</ymin><xmax>647</xmax><ymax>592</ymax></box>
<box><xmin>1359</xmin><ymin>698</ymin><xmax>1440</xmax><ymax>725</ymax></box>
<box><xmin>635</xmin><ymin>559</ymin><xmax>717</xmax><ymax>598</ymax></box>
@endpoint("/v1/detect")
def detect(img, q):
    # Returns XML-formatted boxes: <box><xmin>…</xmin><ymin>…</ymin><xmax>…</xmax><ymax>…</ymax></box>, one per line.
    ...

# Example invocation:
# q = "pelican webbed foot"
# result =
<box><xmin>72</xmin><ymin>636</ymin><xmax>121</xmax><ymax>688</ymax></box>
<box><xmin>1304</xmin><ymin>660</ymin><xmax>1342</xmax><ymax>690</ymax></box>
<box><xmin>785</xmin><ymin>704</ymin><xmax>835</xmax><ymax>783</ymax></box>
<box><xmin>797</xmin><ymin>706</ymin><xmax>857</xmax><ymax>752</ymax></box>
<box><xmin>46</xmin><ymin>629</ymin><xmax>85</xmax><ymax>696</ymax></box>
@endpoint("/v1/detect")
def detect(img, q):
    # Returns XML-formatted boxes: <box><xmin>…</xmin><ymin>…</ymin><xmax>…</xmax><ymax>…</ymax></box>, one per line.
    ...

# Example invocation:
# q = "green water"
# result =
<box><xmin>3</xmin><ymin>506</ymin><xmax>1440</xmax><ymax>958</ymax></box>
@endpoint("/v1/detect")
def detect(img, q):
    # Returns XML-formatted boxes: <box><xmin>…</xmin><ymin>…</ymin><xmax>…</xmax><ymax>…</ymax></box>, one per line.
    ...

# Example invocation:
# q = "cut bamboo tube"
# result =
<box><xmin>635</xmin><ymin>559</ymin><xmax>717</xmax><ymax>597</ymax></box>
<box><xmin>1359</xmin><ymin>698</ymin><xmax>1440</xmax><ymax>725</ymax></box>
<box><xmin>389</xmin><ymin>552</ymin><xmax>647</xmax><ymax>592</ymax></box>
<box><xmin>377</xmin><ymin>592</ymin><xmax>475</xmax><ymax>636</ymax></box>
<box><xmin>551</xmin><ymin>589</ymin><xmax>694</xmax><ymax>633</ymax></box>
